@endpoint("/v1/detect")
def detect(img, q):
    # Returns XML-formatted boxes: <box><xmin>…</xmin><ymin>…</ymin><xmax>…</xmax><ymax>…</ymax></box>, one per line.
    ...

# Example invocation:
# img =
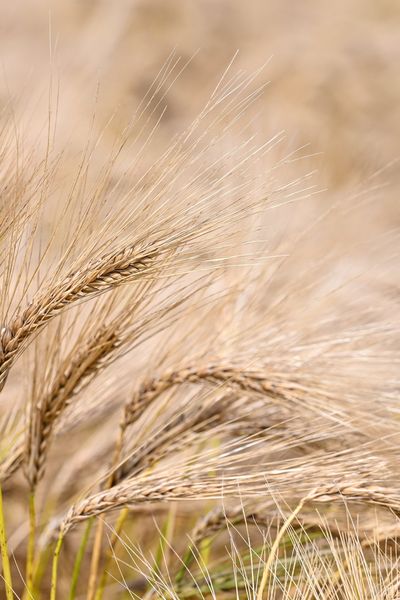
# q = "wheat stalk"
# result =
<box><xmin>59</xmin><ymin>435</ymin><xmax>400</xmax><ymax>533</ymax></box>
<box><xmin>121</xmin><ymin>364</ymin><xmax>304</xmax><ymax>430</ymax></box>
<box><xmin>0</xmin><ymin>243</ymin><xmax>159</xmax><ymax>391</ymax></box>
<box><xmin>24</xmin><ymin>325</ymin><xmax>119</xmax><ymax>489</ymax></box>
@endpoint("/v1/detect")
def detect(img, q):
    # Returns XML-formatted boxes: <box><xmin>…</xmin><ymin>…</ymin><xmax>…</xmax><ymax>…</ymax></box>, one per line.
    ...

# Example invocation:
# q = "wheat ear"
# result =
<box><xmin>120</xmin><ymin>362</ymin><xmax>328</xmax><ymax>440</ymax></box>
<box><xmin>24</xmin><ymin>326</ymin><xmax>119</xmax><ymax>489</ymax></box>
<box><xmin>0</xmin><ymin>243</ymin><xmax>158</xmax><ymax>391</ymax></box>
<box><xmin>0</xmin><ymin>327</ymin><xmax>118</xmax><ymax>485</ymax></box>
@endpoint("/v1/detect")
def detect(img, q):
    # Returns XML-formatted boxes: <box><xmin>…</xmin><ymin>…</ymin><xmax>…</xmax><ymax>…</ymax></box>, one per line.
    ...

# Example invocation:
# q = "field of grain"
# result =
<box><xmin>0</xmin><ymin>2</ymin><xmax>399</xmax><ymax>599</ymax></box>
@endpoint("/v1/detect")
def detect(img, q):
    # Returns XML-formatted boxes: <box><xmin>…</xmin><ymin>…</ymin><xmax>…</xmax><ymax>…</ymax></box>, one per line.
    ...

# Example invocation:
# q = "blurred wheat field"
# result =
<box><xmin>0</xmin><ymin>2</ymin><xmax>399</xmax><ymax>599</ymax></box>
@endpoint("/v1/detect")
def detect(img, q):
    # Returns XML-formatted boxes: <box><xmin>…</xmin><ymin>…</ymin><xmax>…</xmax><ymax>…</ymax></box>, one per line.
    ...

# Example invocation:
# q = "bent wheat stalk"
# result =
<box><xmin>0</xmin><ymin>326</ymin><xmax>121</xmax><ymax>486</ymax></box>
<box><xmin>68</xmin><ymin>455</ymin><xmax>400</xmax><ymax>533</ymax></box>
<box><xmin>119</xmin><ymin>362</ymin><xmax>339</xmax><ymax>443</ymax></box>
<box><xmin>25</xmin><ymin>325</ymin><xmax>119</xmax><ymax>489</ymax></box>
<box><xmin>0</xmin><ymin>242</ymin><xmax>159</xmax><ymax>391</ymax></box>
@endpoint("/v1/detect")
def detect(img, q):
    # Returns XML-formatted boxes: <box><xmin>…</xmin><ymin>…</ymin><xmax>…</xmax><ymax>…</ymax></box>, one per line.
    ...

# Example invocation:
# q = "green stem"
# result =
<box><xmin>30</xmin><ymin>495</ymin><xmax>58</xmax><ymax>599</ymax></box>
<box><xmin>153</xmin><ymin>503</ymin><xmax>177</xmax><ymax>577</ymax></box>
<box><xmin>31</xmin><ymin>543</ymin><xmax>53</xmax><ymax>600</ymax></box>
<box><xmin>0</xmin><ymin>485</ymin><xmax>13</xmax><ymax>600</ymax></box>
<box><xmin>50</xmin><ymin>530</ymin><xmax>65</xmax><ymax>600</ymax></box>
<box><xmin>175</xmin><ymin>538</ymin><xmax>211</xmax><ymax>586</ymax></box>
<box><xmin>95</xmin><ymin>509</ymin><xmax>128</xmax><ymax>600</ymax></box>
<box><xmin>86</xmin><ymin>518</ymin><xmax>105</xmax><ymax>600</ymax></box>
<box><xmin>68</xmin><ymin>519</ymin><xmax>93</xmax><ymax>600</ymax></box>
<box><xmin>199</xmin><ymin>537</ymin><xmax>211</xmax><ymax>570</ymax></box>
<box><xmin>25</xmin><ymin>492</ymin><xmax>36</xmax><ymax>596</ymax></box>
<box><xmin>175</xmin><ymin>546</ymin><xmax>194</xmax><ymax>585</ymax></box>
